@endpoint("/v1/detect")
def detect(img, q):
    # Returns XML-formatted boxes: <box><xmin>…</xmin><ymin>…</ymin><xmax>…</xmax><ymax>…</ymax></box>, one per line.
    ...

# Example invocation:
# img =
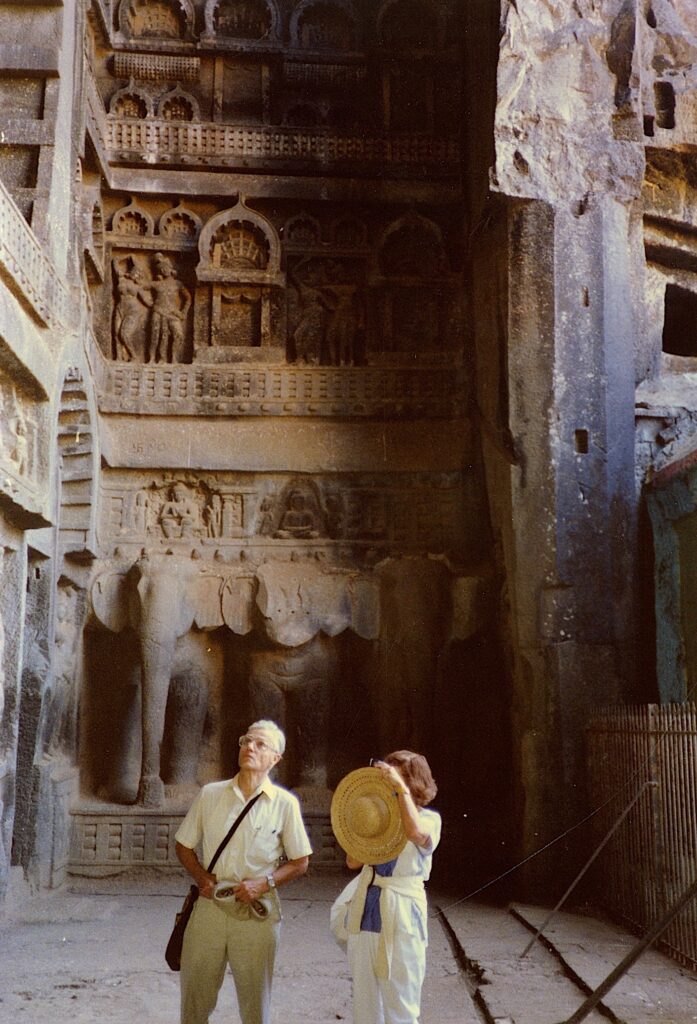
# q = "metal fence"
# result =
<box><xmin>587</xmin><ymin>703</ymin><xmax>697</xmax><ymax>970</ymax></box>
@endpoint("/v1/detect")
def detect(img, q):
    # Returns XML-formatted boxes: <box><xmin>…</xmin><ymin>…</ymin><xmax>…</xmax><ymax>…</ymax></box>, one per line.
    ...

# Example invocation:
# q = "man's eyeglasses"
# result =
<box><xmin>239</xmin><ymin>735</ymin><xmax>278</xmax><ymax>754</ymax></box>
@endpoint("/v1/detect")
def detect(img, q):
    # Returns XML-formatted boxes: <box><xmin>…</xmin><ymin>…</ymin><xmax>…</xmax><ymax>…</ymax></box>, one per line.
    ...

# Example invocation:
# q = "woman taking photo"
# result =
<box><xmin>331</xmin><ymin>750</ymin><xmax>441</xmax><ymax>1024</ymax></box>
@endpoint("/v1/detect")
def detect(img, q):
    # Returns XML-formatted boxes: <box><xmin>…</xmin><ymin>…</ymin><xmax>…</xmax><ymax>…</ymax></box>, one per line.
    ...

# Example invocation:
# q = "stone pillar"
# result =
<box><xmin>471</xmin><ymin>0</ymin><xmax>647</xmax><ymax>892</ymax></box>
<box><xmin>477</xmin><ymin>194</ymin><xmax>641</xmax><ymax>886</ymax></box>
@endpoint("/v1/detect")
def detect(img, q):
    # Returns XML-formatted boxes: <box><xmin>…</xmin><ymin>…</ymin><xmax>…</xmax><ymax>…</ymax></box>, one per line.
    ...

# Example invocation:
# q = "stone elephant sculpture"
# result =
<box><xmin>90</xmin><ymin>550</ymin><xmax>251</xmax><ymax>807</ymax></box>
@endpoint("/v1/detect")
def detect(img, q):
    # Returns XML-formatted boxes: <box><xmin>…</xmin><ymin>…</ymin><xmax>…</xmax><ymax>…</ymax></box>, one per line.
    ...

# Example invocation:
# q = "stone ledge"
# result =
<box><xmin>69</xmin><ymin>807</ymin><xmax>342</xmax><ymax>875</ymax></box>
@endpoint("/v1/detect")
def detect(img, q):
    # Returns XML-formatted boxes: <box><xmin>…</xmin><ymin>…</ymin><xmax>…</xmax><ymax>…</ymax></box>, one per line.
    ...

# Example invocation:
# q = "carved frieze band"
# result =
<box><xmin>99</xmin><ymin>470</ymin><xmax>465</xmax><ymax>555</ymax></box>
<box><xmin>0</xmin><ymin>178</ymin><xmax>70</xmax><ymax>331</ymax></box>
<box><xmin>97</xmin><ymin>361</ymin><xmax>466</xmax><ymax>418</ymax></box>
<box><xmin>282</xmin><ymin>62</ymin><xmax>367</xmax><ymax>88</ymax></box>
<box><xmin>106</xmin><ymin>120</ymin><xmax>459</xmax><ymax>169</ymax></box>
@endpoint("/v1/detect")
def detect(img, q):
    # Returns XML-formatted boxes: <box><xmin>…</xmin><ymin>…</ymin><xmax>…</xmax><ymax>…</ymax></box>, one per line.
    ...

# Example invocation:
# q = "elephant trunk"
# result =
<box><xmin>137</xmin><ymin>634</ymin><xmax>173</xmax><ymax>807</ymax></box>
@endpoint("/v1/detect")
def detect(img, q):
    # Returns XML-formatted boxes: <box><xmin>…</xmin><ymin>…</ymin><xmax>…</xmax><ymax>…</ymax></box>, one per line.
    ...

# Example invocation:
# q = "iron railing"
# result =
<box><xmin>587</xmin><ymin>703</ymin><xmax>697</xmax><ymax>971</ymax></box>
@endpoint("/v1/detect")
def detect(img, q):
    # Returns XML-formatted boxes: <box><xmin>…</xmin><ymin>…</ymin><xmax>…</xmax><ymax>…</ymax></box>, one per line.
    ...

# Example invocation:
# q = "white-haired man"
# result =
<box><xmin>175</xmin><ymin>719</ymin><xmax>312</xmax><ymax>1024</ymax></box>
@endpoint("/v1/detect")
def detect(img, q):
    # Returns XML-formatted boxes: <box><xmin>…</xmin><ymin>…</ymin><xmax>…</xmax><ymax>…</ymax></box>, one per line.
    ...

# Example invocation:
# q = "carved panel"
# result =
<box><xmin>99</xmin><ymin>470</ymin><xmax>467</xmax><ymax>558</ymax></box>
<box><xmin>0</xmin><ymin>373</ymin><xmax>38</xmax><ymax>486</ymax></box>
<box><xmin>111</xmin><ymin>252</ymin><xmax>192</xmax><ymax>363</ymax></box>
<box><xmin>109</xmin><ymin>478</ymin><xmax>252</xmax><ymax>541</ymax></box>
<box><xmin>287</xmin><ymin>257</ymin><xmax>364</xmax><ymax>366</ymax></box>
<box><xmin>70</xmin><ymin>811</ymin><xmax>182</xmax><ymax>868</ymax></box>
<box><xmin>97</xmin><ymin>361</ymin><xmax>466</xmax><ymax>417</ymax></box>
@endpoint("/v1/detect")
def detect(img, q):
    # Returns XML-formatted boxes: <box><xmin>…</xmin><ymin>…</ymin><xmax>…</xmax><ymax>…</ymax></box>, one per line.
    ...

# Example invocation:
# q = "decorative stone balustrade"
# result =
<box><xmin>0</xmin><ymin>177</ymin><xmax>70</xmax><ymax>330</ymax></box>
<box><xmin>84</xmin><ymin>64</ymin><xmax>110</xmax><ymax>170</ymax></box>
<box><xmin>96</xmin><ymin>359</ymin><xmax>466</xmax><ymax>419</ymax></box>
<box><xmin>106</xmin><ymin>118</ymin><xmax>460</xmax><ymax>171</ymax></box>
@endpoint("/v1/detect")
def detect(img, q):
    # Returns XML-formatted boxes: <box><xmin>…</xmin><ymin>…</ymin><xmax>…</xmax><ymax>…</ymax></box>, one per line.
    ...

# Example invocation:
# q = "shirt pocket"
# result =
<box><xmin>251</xmin><ymin>824</ymin><xmax>282</xmax><ymax>863</ymax></box>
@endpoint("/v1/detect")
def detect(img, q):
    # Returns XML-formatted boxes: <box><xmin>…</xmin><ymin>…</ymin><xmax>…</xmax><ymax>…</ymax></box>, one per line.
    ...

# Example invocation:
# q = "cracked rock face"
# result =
<box><xmin>495</xmin><ymin>0</ymin><xmax>645</xmax><ymax>203</ymax></box>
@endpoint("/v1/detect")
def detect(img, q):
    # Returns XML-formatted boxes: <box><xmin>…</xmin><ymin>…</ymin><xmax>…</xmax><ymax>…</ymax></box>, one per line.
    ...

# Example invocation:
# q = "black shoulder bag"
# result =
<box><xmin>165</xmin><ymin>792</ymin><xmax>262</xmax><ymax>971</ymax></box>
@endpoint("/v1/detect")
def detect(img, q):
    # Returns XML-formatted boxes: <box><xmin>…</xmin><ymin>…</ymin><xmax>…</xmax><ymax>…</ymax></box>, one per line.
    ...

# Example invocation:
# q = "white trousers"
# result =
<box><xmin>347</xmin><ymin>930</ymin><xmax>427</xmax><ymax>1024</ymax></box>
<box><xmin>180</xmin><ymin>897</ymin><xmax>281</xmax><ymax>1024</ymax></box>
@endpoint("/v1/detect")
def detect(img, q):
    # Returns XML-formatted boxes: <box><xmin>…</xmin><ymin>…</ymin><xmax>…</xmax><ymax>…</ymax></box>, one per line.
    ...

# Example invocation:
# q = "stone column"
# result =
<box><xmin>475</xmin><ymin>0</ymin><xmax>647</xmax><ymax>888</ymax></box>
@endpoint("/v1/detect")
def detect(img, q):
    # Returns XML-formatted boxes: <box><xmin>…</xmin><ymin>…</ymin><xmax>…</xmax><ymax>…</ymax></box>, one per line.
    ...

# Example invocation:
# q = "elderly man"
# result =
<box><xmin>175</xmin><ymin>719</ymin><xmax>312</xmax><ymax>1024</ymax></box>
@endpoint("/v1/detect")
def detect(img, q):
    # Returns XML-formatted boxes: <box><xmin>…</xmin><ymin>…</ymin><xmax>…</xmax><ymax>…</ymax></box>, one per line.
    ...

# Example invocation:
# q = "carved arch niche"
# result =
<box><xmin>118</xmin><ymin>0</ymin><xmax>195</xmax><ymax>41</ymax></box>
<box><xmin>376</xmin><ymin>0</ymin><xmax>458</xmax><ymax>133</ymax></box>
<box><xmin>195</xmin><ymin>199</ymin><xmax>285</xmax><ymax>361</ymax></box>
<box><xmin>204</xmin><ymin>0</ymin><xmax>278</xmax><ymax>41</ymax></box>
<box><xmin>290</xmin><ymin>0</ymin><xmax>357</xmax><ymax>51</ymax></box>
<box><xmin>109</xmin><ymin>79</ymin><xmax>154</xmax><ymax>119</ymax></box>
<box><xmin>370</xmin><ymin>214</ymin><xmax>460</xmax><ymax>361</ymax></box>
<box><xmin>377</xmin><ymin>0</ymin><xmax>441</xmax><ymax>51</ymax></box>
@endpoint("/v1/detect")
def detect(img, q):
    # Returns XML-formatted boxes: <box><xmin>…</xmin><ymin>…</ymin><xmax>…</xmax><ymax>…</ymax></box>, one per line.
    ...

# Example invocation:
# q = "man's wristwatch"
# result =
<box><xmin>266</xmin><ymin>873</ymin><xmax>276</xmax><ymax>892</ymax></box>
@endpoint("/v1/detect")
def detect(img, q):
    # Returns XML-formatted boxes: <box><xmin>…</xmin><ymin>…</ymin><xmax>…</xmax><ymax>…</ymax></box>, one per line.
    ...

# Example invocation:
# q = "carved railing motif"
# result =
<box><xmin>0</xmin><ymin>178</ymin><xmax>70</xmax><ymax>330</ymax></box>
<box><xmin>113</xmin><ymin>52</ymin><xmax>201</xmax><ymax>82</ymax></box>
<box><xmin>84</xmin><ymin>64</ymin><xmax>110</xmax><ymax>170</ymax></box>
<box><xmin>95</xmin><ymin>359</ymin><xmax>466</xmax><ymax>418</ymax></box>
<box><xmin>106</xmin><ymin>118</ymin><xmax>460</xmax><ymax>169</ymax></box>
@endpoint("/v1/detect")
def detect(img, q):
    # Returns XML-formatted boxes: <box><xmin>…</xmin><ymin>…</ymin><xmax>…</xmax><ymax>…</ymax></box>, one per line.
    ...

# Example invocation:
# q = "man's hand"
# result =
<box><xmin>198</xmin><ymin>871</ymin><xmax>217</xmax><ymax>900</ymax></box>
<box><xmin>175</xmin><ymin>841</ymin><xmax>217</xmax><ymax>899</ymax></box>
<box><xmin>233</xmin><ymin>877</ymin><xmax>268</xmax><ymax>904</ymax></box>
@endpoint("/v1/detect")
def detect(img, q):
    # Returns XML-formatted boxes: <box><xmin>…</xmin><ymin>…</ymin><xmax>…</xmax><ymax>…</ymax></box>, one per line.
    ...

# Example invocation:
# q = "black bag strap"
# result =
<box><xmin>206</xmin><ymin>792</ymin><xmax>263</xmax><ymax>874</ymax></box>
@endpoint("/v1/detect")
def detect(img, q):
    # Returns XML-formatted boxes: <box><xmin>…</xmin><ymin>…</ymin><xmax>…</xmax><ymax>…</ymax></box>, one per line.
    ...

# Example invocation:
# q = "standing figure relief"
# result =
<box><xmin>0</xmin><ymin>382</ymin><xmax>33</xmax><ymax>480</ymax></box>
<box><xmin>149</xmin><ymin>252</ymin><xmax>192</xmax><ymax>364</ymax></box>
<box><xmin>289</xmin><ymin>258</ymin><xmax>363</xmax><ymax>366</ymax></box>
<box><xmin>111</xmin><ymin>253</ymin><xmax>191</xmax><ymax>364</ymax></box>
<box><xmin>112</xmin><ymin>256</ymin><xmax>152</xmax><ymax>362</ymax></box>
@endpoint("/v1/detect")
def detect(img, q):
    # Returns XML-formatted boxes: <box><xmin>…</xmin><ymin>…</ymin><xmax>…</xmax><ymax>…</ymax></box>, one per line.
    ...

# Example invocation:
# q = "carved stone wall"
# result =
<box><xmin>6</xmin><ymin>0</ymin><xmax>695</xmax><ymax>906</ymax></box>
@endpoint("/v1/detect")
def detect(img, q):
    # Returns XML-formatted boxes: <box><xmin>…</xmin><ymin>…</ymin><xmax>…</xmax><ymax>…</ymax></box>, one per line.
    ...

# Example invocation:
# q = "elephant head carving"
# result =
<box><xmin>90</xmin><ymin>551</ymin><xmax>382</xmax><ymax>806</ymax></box>
<box><xmin>91</xmin><ymin>551</ymin><xmax>228</xmax><ymax>807</ymax></box>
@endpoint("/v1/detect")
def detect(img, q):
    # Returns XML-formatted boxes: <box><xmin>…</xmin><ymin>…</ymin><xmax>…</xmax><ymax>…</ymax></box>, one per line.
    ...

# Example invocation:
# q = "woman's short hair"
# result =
<box><xmin>248</xmin><ymin>719</ymin><xmax>286</xmax><ymax>755</ymax></box>
<box><xmin>385</xmin><ymin>750</ymin><xmax>437</xmax><ymax>806</ymax></box>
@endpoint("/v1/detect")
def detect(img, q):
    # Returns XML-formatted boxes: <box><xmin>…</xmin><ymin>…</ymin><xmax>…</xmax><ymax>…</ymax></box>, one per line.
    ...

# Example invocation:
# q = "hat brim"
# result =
<box><xmin>330</xmin><ymin>767</ymin><xmax>407</xmax><ymax>866</ymax></box>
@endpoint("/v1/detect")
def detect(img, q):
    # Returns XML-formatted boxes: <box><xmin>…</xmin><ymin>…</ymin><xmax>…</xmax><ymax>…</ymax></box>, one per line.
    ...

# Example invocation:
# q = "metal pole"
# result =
<box><xmin>557</xmin><ymin>874</ymin><xmax>697</xmax><ymax>1024</ymax></box>
<box><xmin>520</xmin><ymin>781</ymin><xmax>654</xmax><ymax>959</ymax></box>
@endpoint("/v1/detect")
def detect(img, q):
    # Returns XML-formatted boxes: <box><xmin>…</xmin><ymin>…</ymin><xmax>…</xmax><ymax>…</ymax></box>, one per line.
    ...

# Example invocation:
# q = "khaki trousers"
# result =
<box><xmin>180</xmin><ymin>897</ymin><xmax>281</xmax><ymax>1024</ymax></box>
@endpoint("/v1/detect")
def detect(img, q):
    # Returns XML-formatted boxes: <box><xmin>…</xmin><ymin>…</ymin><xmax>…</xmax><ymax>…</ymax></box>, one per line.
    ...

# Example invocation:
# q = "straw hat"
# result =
<box><xmin>330</xmin><ymin>767</ymin><xmax>407</xmax><ymax>865</ymax></box>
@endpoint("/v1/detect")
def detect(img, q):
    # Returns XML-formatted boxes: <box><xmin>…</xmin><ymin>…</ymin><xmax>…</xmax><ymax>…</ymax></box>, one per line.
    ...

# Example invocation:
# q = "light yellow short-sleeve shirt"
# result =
<box><xmin>175</xmin><ymin>774</ymin><xmax>313</xmax><ymax>881</ymax></box>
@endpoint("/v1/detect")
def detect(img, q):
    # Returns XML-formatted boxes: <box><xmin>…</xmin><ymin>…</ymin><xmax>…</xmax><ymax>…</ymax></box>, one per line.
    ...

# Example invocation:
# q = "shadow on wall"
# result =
<box><xmin>430</xmin><ymin>627</ymin><xmax>516</xmax><ymax>900</ymax></box>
